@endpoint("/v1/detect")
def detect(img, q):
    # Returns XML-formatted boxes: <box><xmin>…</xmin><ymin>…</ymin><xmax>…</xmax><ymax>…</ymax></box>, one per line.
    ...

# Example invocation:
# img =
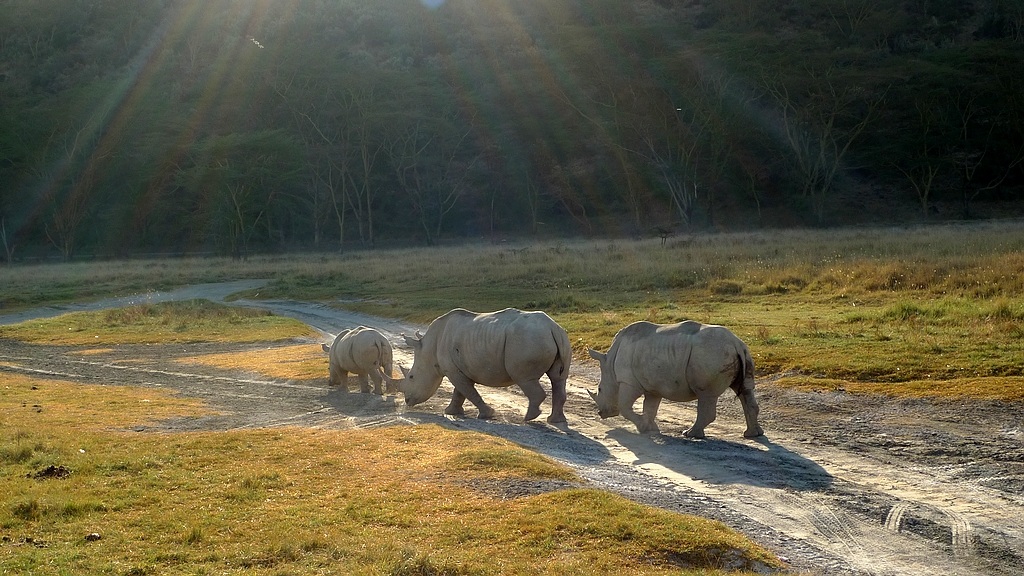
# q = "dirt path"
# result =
<box><xmin>1</xmin><ymin>283</ymin><xmax>1021</xmax><ymax>576</ymax></box>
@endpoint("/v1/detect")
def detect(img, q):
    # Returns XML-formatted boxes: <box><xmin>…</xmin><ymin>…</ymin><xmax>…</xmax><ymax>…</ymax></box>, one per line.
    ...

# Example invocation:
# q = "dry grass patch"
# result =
<box><xmin>4</xmin><ymin>221</ymin><xmax>1021</xmax><ymax>403</ymax></box>
<box><xmin>0</xmin><ymin>373</ymin><xmax>211</xmax><ymax>432</ymax></box>
<box><xmin>776</xmin><ymin>374</ymin><xmax>1024</xmax><ymax>401</ymax></box>
<box><xmin>180</xmin><ymin>343</ymin><xmax>330</xmax><ymax>381</ymax></box>
<box><xmin>0</xmin><ymin>374</ymin><xmax>784</xmax><ymax>576</ymax></box>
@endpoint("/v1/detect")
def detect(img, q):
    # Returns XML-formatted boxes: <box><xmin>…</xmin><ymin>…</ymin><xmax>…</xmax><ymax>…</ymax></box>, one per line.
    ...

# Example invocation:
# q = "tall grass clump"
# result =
<box><xmin>0</xmin><ymin>300</ymin><xmax>316</xmax><ymax>345</ymax></box>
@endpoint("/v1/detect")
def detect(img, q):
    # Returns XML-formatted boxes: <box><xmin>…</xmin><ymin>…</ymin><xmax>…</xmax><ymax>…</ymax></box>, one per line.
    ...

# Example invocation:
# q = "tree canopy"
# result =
<box><xmin>2</xmin><ymin>0</ymin><xmax>1022</xmax><ymax>259</ymax></box>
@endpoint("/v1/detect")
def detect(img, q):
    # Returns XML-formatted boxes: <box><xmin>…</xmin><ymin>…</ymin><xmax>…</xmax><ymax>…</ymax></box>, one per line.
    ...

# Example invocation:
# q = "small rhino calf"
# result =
<box><xmin>322</xmin><ymin>326</ymin><xmax>395</xmax><ymax>395</ymax></box>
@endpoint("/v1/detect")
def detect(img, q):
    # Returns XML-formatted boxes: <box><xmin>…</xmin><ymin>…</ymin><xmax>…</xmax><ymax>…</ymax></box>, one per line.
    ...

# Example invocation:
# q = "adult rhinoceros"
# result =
<box><xmin>400</xmin><ymin>308</ymin><xmax>571</xmax><ymax>423</ymax></box>
<box><xmin>321</xmin><ymin>326</ymin><xmax>395</xmax><ymax>395</ymax></box>
<box><xmin>588</xmin><ymin>320</ymin><xmax>763</xmax><ymax>439</ymax></box>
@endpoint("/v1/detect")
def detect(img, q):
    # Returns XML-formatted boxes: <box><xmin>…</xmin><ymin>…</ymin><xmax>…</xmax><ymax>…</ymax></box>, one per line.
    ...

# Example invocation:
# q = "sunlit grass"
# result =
<box><xmin>179</xmin><ymin>343</ymin><xmax>330</xmax><ymax>381</ymax></box>
<box><xmin>0</xmin><ymin>374</ymin><xmax>782</xmax><ymax>575</ymax></box>
<box><xmin>2</xmin><ymin>221</ymin><xmax>1023</xmax><ymax>400</ymax></box>
<box><xmin>0</xmin><ymin>300</ymin><xmax>317</xmax><ymax>345</ymax></box>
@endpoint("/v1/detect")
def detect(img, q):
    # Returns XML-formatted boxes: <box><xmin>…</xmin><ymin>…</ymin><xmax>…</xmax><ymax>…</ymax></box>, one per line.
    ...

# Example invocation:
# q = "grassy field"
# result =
<box><xmin>2</xmin><ymin>222</ymin><xmax>1022</xmax><ymax>574</ymax></box>
<box><xmin>1</xmin><ymin>320</ymin><xmax>783</xmax><ymax>575</ymax></box>
<box><xmin>3</xmin><ymin>221</ymin><xmax>1021</xmax><ymax>400</ymax></box>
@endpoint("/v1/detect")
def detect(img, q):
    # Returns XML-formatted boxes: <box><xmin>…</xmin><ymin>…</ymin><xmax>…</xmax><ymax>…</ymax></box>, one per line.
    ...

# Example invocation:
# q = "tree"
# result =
<box><xmin>763</xmin><ymin>67</ymin><xmax>887</xmax><ymax>223</ymax></box>
<box><xmin>180</xmin><ymin>131</ymin><xmax>302</xmax><ymax>258</ymax></box>
<box><xmin>894</xmin><ymin>96</ymin><xmax>951</xmax><ymax>219</ymax></box>
<box><xmin>388</xmin><ymin>107</ymin><xmax>479</xmax><ymax>244</ymax></box>
<box><xmin>947</xmin><ymin>70</ymin><xmax>1024</xmax><ymax>217</ymax></box>
<box><xmin>0</xmin><ymin>217</ymin><xmax>15</xmax><ymax>263</ymax></box>
<box><xmin>37</xmin><ymin>109</ymin><xmax>117</xmax><ymax>261</ymax></box>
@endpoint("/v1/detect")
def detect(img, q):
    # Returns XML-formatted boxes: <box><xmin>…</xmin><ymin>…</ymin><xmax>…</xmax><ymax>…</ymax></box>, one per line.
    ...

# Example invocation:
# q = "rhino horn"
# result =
<box><xmin>399</xmin><ymin>364</ymin><xmax>410</xmax><ymax>378</ymax></box>
<box><xmin>587</xmin><ymin>389</ymin><xmax>598</xmax><ymax>403</ymax></box>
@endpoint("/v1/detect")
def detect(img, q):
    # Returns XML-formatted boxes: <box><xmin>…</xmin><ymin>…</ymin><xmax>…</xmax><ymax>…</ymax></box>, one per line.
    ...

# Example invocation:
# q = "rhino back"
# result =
<box><xmin>435</xmin><ymin>309</ymin><xmax>562</xmax><ymax>384</ymax></box>
<box><xmin>611</xmin><ymin>321</ymin><xmax>740</xmax><ymax>399</ymax></box>
<box><xmin>336</xmin><ymin>327</ymin><xmax>391</xmax><ymax>373</ymax></box>
<box><xmin>503</xmin><ymin>310</ymin><xmax>569</xmax><ymax>377</ymax></box>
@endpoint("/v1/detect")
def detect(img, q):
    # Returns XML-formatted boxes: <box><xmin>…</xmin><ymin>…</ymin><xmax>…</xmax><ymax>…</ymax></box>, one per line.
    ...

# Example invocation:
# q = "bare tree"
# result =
<box><xmin>827</xmin><ymin>0</ymin><xmax>882</xmax><ymax>39</ymax></box>
<box><xmin>39</xmin><ymin>114</ymin><xmax>113</xmax><ymax>261</ymax></box>
<box><xmin>949</xmin><ymin>86</ymin><xmax>1024</xmax><ymax>218</ymax></box>
<box><xmin>1</xmin><ymin>216</ymin><xmax>15</xmax><ymax>263</ymax></box>
<box><xmin>764</xmin><ymin>67</ymin><xmax>886</xmax><ymax>223</ymax></box>
<box><xmin>894</xmin><ymin>98</ymin><xmax>948</xmax><ymax>219</ymax></box>
<box><xmin>523</xmin><ymin>171</ymin><xmax>544</xmax><ymax>236</ymax></box>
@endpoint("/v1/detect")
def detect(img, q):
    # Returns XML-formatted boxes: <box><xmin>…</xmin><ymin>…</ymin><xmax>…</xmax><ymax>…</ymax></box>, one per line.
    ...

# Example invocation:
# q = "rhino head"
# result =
<box><xmin>588</xmin><ymin>348</ymin><xmax>620</xmax><ymax>419</ymax></box>
<box><xmin>398</xmin><ymin>331</ymin><xmax>444</xmax><ymax>406</ymax></box>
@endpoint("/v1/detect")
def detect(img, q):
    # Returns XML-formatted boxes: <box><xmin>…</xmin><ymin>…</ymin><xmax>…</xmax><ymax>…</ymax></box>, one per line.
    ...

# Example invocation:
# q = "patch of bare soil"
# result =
<box><xmin>1</xmin><ymin>287</ymin><xmax>1021</xmax><ymax>576</ymax></box>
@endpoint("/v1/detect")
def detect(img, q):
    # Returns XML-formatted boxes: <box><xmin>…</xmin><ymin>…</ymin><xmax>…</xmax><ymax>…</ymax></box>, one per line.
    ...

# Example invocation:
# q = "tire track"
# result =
<box><xmin>884</xmin><ymin>502</ymin><xmax>910</xmax><ymax>532</ymax></box>
<box><xmin>946</xmin><ymin>510</ymin><xmax>974</xmax><ymax>558</ymax></box>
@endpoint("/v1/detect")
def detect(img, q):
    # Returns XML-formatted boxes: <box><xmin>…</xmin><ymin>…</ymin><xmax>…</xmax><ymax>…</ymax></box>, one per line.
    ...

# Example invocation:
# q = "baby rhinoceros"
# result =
<box><xmin>321</xmin><ymin>326</ymin><xmax>396</xmax><ymax>395</ymax></box>
<box><xmin>588</xmin><ymin>320</ymin><xmax>763</xmax><ymax>439</ymax></box>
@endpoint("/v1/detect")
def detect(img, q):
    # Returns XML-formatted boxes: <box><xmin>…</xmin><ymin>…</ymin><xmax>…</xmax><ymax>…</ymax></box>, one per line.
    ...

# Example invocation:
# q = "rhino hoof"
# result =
<box><xmin>744</xmin><ymin>427</ymin><xmax>765</xmax><ymax>438</ymax></box>
<box><xmin>546</xmin><ymin>413</ymin><xmax>567</xmax><ymax>424</ymax></box>
<box><xmin>682</xmin><ymin>428</ymin><xmax>705</xmax><ymax>439</ymax></box>
<box><xmin>478</xmin><ymin>408</ymin><xmax>497</xmax><ymax>420</ymax></box>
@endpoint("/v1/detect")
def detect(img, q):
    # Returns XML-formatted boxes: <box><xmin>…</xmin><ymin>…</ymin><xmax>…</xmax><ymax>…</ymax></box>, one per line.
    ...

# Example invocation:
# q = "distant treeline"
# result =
<box><xmin>1</xmin><ymin>0</ymin><xmax>1022</xmax><ymax>260</ymax></box>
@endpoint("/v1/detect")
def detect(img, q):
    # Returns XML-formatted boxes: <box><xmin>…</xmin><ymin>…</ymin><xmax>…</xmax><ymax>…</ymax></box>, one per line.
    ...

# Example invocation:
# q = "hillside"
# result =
<box><xmin>1</xmin><ymin>0</ymin><xmax>1022</xmax><ymax>259</ymax></box>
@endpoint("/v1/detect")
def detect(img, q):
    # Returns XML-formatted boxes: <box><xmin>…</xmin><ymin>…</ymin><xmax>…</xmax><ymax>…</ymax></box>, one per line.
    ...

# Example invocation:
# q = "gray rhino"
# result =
<box><xmin>399</xmin><ymin>308</ymin><xmax>571</xmax><ymax>423</ymax></box>
<box><xmin>588</xmin><ymin>320</ymin><xmax>763</xmax><ymax>439</ymax></box>
<box><xmin>321</xmin><ymin>326</ymin><xmax>395</xmax><ymax>395</ymax></box>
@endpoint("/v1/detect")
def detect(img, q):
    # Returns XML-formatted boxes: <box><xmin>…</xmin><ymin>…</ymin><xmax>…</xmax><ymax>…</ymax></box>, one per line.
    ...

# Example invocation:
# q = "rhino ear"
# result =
<box><xmin>403</xmin><ymin>333</ymin><xmax>423</xmax><ymax>350</ymax></box>
<box><xmin>588</xmin><ymin>348</ymin><xmax>607</xmax><ymax>363</ymax></box>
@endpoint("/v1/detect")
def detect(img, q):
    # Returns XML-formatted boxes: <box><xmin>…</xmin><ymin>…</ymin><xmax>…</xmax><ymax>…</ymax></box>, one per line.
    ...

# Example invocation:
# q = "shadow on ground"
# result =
<box><xmin>608</xmin><ymin>428</ymin><xmax>833</xmax><ymax>491</ymax></box>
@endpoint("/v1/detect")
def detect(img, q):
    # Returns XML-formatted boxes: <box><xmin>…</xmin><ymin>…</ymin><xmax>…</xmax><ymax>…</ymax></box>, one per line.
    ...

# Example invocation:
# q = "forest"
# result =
<box><xmin>1</xmin><ymin>0</ymin><xmax>1023</xmax><ymax>259</ymax></box>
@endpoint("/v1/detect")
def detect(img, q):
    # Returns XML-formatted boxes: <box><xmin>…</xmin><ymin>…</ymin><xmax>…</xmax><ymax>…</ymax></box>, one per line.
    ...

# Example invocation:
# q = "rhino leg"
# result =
<box><xmin>619</xmin><ymin>387</ymin><xmax>658</xmax><ymax>434</ymax></box>
<box><xmin>684</xmin><ymin>394</ymin><xmax>718</xmax><ymax>439</ymax></box>
<box><xmin>369</xmin><ymin>370</ymin><xmax>384</xmax><ymax>396</ymax></box>
<box><xmin>445</xmin><ymin>389</ymin><xmax>467</xmax><ymax>417</ymax></box>
<box><xmin>335</xmin><ymin>369</ymin><xmax>351</xmax><ymax>392</ymax></box>
<box><xmin>356</xmin><ymin>373</ymin><xmax>372</xmax><ymax>394</ymax></box>
<box><xmin>547</xmin><ymin>376</ymin><xmax>568</xmax><ymax>424</ymax></box>
<box><xmin>739</xmin><ymin>389</ymin><xmax>764</xmax><ymax>438</ymax></box>
<box><xmin>517</xmin><ymin>379</ymin><xmax>547</xmax><ymax>422</ymax></box>
<box><xmin>638</xmin><ymin>395</ymin><xmax>662</xmax><ymax>434</ymax></box>
<box><xmin>449</xmin><ymin>374</ymin><xmax>496</xmax><ymax>419</ymax></box>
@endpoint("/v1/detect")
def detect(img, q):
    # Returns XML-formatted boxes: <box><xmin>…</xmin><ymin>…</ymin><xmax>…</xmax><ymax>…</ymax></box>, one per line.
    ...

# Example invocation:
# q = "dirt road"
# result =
<box><xmin>1</xmin><ymin>282</ymin><xmax>1021</xmax><ymax>576</ymax></box>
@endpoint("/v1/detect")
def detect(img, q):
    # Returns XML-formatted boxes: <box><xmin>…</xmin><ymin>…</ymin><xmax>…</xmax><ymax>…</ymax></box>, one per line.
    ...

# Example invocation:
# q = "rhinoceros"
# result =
<box><xmin>321</xmin><ymin>326</ymin><xmax>395</xmax><ymax>395</ymax></box>
<box><xmin>399</xmin><ymin>308</ymin><xmax>571</xmax><ymax>423</ymax></box>
<box><xmin>588</xmin><ymin>320</ymin><xmax>763</xmax><ymax>439</ymax></box>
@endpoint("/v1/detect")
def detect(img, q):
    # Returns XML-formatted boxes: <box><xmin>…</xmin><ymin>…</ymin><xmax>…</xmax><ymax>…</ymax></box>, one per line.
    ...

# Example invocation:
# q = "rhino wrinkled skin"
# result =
<box><xmin>588</xmin><ymin>320</ymin><xmax>763</xmax><ymax>439</ymax></box>
<box><xmin>322</xmin><ymin>326</ymin><xmax>396</xmax><ymax>395</ymax></box>
<box><xmin>399</xmin><ymin>308</ymin><xmax>571</xmax><ymax>423</ymax></box>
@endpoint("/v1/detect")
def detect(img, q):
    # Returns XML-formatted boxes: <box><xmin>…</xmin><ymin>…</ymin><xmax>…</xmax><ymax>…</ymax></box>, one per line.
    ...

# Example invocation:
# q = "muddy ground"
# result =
<box><xmin>1</xmin><ymin>281</ymin><xmax>1021</xmax><ymax>576</ymax></box>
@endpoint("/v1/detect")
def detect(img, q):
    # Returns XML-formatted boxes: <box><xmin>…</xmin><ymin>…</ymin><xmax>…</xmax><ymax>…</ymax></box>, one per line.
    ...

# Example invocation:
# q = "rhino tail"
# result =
<box><xmin>554</xmin><ymin>327</ymin><xmax>572</xmax><ymax>378</ymax></box>
<box><xmin>373</xmin><ymin>340</ymin><xmax>392</xmax><ymax>379</ymax></box>
<box><xmin>730</xmin><ymin>346</ymin><xmax>756</xmax><ymax>397</ymax></box>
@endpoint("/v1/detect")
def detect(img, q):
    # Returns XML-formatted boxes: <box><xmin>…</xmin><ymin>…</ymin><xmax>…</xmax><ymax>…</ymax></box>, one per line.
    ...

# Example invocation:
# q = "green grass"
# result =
<box><xmin>2</xmin><ymin>221</ymin><xmax>1022</xmax><ymax>400</ymax></box>
<box><xmin>0</xmin><ymin>373</ymin><xmax>782</xmax><ymax>575</ymax></box>
<box><xmin>0</xmin><ymin>300</ymin><xmax>317</xmax><ymax>345</ymax></box>
<box><xmin>4</xmin><ymin>222</ymin><xmax>1020</xmax><ymax>574</ymax></box>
